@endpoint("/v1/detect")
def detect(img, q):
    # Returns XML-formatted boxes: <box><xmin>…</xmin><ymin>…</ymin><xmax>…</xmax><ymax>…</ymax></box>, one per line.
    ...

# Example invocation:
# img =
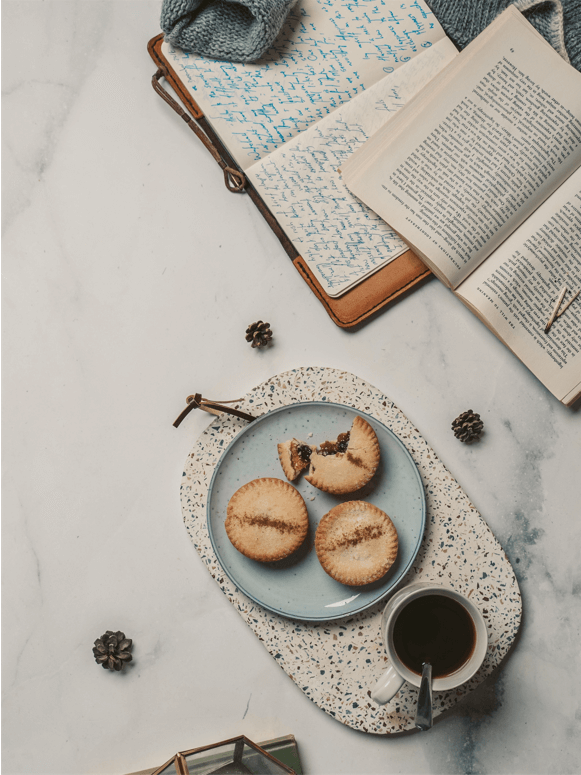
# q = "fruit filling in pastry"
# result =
<box><xmin>278</xmin><ymin>416</ymin><xmax>380</xmax><ymax>494</ymax></box>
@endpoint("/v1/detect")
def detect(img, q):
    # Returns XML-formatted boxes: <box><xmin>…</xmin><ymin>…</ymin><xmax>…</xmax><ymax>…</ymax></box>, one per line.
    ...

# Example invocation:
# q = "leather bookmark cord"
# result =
<box><xmin>152</xmin><ymin>68</ymin><xmax>246</xmax><ymax>193</ymax></box>
<box><xmin>173</xmin><ymin>393</ymin><xmax>256</xmax><ymax>427</ymax></box>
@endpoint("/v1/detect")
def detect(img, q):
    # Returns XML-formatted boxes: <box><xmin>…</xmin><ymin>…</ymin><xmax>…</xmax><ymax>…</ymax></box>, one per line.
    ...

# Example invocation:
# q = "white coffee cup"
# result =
<box><xmin>371</xmin><ymin>582</ymin><xmax>488</xmax><ymax>704</ymax></box>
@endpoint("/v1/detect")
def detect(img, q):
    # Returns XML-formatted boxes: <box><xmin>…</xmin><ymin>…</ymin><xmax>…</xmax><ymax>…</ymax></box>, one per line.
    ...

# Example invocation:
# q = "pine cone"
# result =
<box><xmin>245</xmin><ymin>320</ymin><xmax>273</xmax><ymax>348</ymax></box>
<box><xmin>93</xmin><ymin>630</ymin><xmax>133</xmax><ymax>671</ymax></box>
<box><xmin>451</xmin><ymin>410</ymin><xmax>484</xmax><ymax>443</ymax></box>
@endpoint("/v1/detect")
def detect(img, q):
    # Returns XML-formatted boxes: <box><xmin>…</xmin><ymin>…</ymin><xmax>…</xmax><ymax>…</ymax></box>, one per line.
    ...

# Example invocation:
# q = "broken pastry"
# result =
<box><xmin>278</xmin><ymin>415</ymin><xmax>380</xmax><ymax>494</ymax></box>
<box><xmin>277</xmin><ymin>438</ymin><xmax>315</xmax><ymax>481</ymax></box>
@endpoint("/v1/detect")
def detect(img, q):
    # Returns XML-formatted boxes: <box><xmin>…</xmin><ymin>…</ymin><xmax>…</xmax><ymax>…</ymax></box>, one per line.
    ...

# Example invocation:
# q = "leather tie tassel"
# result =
<box><xmin>224</xmin><ymin>167</ymin><xmax>246</xmax><ymax>192</ymax></box>
<box><xmin>173</xmin><ymin>393</ymin><xmax>256</xmax><ymax>427</ymax></box>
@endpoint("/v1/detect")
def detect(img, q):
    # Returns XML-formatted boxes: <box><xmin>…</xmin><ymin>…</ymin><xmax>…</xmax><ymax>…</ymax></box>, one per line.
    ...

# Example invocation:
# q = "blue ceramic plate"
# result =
<box><xmin>207</xmin><ymin>402</ymin><xmax>426</xmax><ymax>621</ymax></box>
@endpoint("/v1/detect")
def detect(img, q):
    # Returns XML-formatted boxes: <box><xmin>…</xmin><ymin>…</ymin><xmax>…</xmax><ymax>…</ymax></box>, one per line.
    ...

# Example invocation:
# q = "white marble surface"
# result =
<box><xmin>2</xmin><ymin>2</ymin><xmax>580</xmax><ymax>774</ymax></box>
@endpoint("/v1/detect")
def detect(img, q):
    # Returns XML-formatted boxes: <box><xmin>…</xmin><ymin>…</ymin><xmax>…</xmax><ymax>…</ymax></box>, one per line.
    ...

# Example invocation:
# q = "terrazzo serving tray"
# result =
<box><xmin>180</xmin><ymin>367</ymin><xmax>522</xmax><ymax>734</ymax></box>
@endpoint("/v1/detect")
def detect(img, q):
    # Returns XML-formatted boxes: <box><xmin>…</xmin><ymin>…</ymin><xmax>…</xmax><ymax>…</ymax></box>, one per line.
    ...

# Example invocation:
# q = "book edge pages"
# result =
<box><xmin>454</xmin><ymin>292</ymin><xmax>580</xmax><ymax>405</ymax></box>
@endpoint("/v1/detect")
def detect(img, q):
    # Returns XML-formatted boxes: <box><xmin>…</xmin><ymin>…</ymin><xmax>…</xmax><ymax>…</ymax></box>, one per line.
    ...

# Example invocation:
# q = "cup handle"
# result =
<box><xmin>370</xmin><ymin>664</ymin><xmax>405</xmax><ymax>705</ymax></box>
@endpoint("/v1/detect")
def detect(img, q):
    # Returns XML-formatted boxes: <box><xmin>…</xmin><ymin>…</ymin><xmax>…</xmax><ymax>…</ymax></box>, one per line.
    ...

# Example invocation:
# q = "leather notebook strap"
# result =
<box><xmin>152</xmin><ymin>68</ymin><xmax>246</xmax><ymax>193</ymax></box>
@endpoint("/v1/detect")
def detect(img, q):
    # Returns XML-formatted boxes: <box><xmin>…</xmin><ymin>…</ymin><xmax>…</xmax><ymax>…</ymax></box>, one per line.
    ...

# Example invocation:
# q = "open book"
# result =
<box><xmin>157</xmin><ymin>0</ymin><xmax>457</xmax><ymax>303</ymax></box>
<box><xmin>342</xmin><ymin>7</ymin><xmax>581</xmax><ymax>405</ymax></box>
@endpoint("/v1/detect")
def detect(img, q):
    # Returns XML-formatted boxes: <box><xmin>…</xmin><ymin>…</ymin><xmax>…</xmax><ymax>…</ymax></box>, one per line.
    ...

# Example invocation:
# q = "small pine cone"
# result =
<box><xmin>245</xmin><ymin>320</ymin><xmax>273</xmax><ymax>348</ymax></box>
<box><xmin>93</xmin><ymin>630</ymin><xmax>133</xmax><ymax>671</ymax></box>
<box><xmin>451</xmin><ymin>410</ymin><xmax>484</xmax><ymax>443</ymax></box>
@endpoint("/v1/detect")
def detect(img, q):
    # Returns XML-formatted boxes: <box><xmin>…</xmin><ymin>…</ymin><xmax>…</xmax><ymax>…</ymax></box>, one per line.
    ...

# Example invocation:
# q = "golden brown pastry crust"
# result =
<box><xmin>277</xmin><ymin>439</ymin><xmax>313</xmax><ymax>482</ymax></box>
<box><xmin>305</xmin><ymin>415</ymin><xmax>380</xmax><ymax>494</ymax></box>
<box><xmin>226</xmin><ymin>478</ymin><xmax>309</xmax><ymax>562</ymax></box>
<box><xmin>315</xmin><ymin>501</ymin><xmax>398</xmax><ymax>586</ymax></box>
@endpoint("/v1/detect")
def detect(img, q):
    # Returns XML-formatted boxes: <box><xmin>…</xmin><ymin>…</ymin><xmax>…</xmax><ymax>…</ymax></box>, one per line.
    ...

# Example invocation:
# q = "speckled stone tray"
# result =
<box><xmin>180</xmin><ymin>367</ymin><xmax>522</xmax><ymax>734</ymax></box>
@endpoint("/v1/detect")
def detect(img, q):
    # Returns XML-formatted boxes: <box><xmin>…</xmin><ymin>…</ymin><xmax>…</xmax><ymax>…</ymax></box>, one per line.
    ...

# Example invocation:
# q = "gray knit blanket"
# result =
<box><xmin>160</xmin><ymin>0</ymin><xmax>297</xmax><ymax>63</ymax></box>
<box><xmin>429</xmin><ymin>0</ymin><xmax>581</xmax><ymax>71</ymax></box>
<box><xmin>160</xmin><ymin>0</ymin><xmax>581</xmax><ymax>69</ymax></box>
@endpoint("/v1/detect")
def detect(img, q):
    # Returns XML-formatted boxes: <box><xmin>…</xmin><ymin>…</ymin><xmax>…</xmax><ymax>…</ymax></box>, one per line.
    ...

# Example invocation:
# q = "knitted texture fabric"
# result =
<box><xmin>161</xmin><ymin>0</ymin><xmax>581</xmax><ymax>68</ymax></box>
<box><xmin>427</xmin><ymin>0</ymin><xmax>581</xmax><ymax>71</ymax></box>
<box><xmin>160</xmin><ymin>0</ymin><xmax>297</xmax><ymax>63</ymax></box>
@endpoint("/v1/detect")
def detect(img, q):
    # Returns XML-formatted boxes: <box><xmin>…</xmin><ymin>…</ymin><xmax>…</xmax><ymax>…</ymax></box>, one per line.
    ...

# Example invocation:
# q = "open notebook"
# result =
<box><xmin>149</xmin><ymin>0</ymin><xmax>457</xmax><ymax>324</ymax></box>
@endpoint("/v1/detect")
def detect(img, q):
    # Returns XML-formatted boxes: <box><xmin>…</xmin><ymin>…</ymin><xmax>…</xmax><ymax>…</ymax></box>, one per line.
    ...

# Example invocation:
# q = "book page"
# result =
<box><xmin>245</xmin><ymin>40</ymin><xmax>457</xmax><ymax>296</ymax></box>
<box><xmin>161</xmin><ymin>0</ymin><xmax>445</xmax><ymax>169</ymax></box>
<box><xmin>342</xmin><ymin>8</ymin><xmax>581</xmax><ymax>289</ymax></box>
<box><xmin>456</xmin><ymin>167</ymin><xmax>581</xmax><ymax>403</ymax></box>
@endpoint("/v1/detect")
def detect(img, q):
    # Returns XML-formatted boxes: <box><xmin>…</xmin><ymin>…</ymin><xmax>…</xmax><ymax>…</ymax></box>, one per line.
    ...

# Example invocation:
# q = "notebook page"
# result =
<box><xmin>245</xmin><ymin>39</ymin><xmax>457</xmax><ymax>297</ymax></box>
<box><xmin>161</xmin><ymin>0</ymin><xmax>445</xmax><ymax>170</ymax></box>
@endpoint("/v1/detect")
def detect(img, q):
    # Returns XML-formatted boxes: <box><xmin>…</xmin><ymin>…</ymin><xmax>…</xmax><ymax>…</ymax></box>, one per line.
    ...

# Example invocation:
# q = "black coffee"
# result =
<box><xmin>392</xmin><ymin>594</ymin><xmax>476</xmax><ymax>678</ymax></box>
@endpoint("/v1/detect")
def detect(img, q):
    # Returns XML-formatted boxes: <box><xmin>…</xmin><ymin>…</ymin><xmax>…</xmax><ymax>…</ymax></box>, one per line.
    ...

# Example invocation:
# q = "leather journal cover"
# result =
<box><xmin>148</xmin><ymin>34</ymin><xmax>432</xmax><ymax>328</ymax></box>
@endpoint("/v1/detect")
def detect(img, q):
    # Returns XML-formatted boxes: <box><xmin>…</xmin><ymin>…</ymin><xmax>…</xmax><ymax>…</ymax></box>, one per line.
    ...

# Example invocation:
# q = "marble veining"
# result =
<box><xmin>3</xmin><ymin>2</ymin><xmax>580</xmax><ymax>773</ymax></box>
